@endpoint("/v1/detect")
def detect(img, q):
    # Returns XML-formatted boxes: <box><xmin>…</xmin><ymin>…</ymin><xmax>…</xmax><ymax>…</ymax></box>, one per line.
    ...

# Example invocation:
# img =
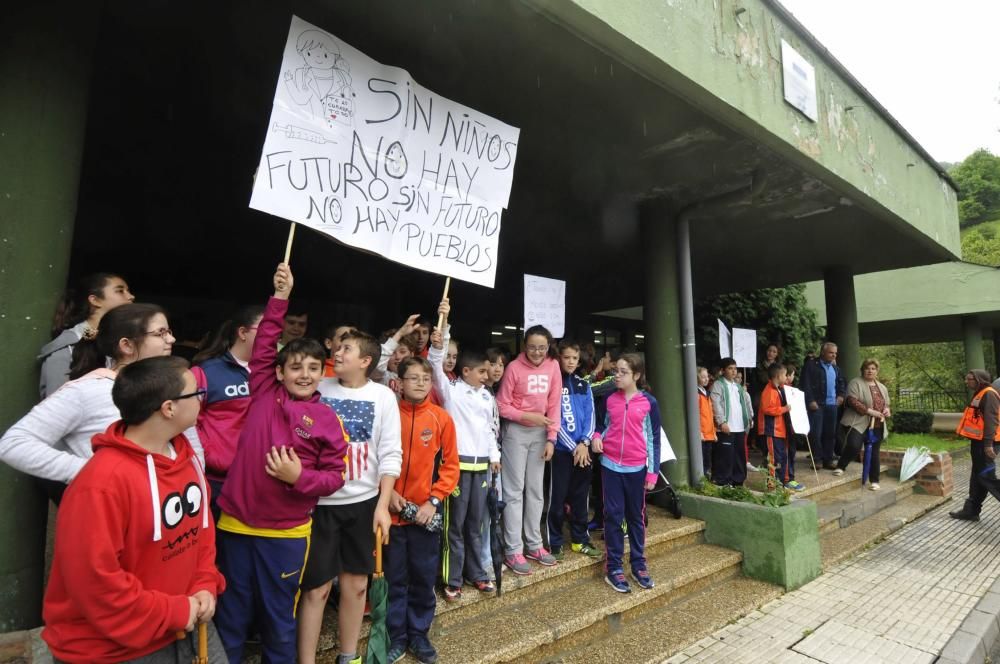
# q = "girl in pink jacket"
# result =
<box><xmin>592</xmin><ymin>353</ymin><xmax>662</xmax><ymax>594</ymax></box>
<box><xmin>495</xmin><ymin>325</ymin><xmax>562</xmax><ymax>575</ymax></box>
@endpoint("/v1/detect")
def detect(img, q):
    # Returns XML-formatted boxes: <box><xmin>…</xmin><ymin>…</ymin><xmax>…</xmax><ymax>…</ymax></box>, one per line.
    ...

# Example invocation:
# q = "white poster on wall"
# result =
<box><xmin>781</xmin><ymin>40</ymin><xmax>818</xmax><ymax>122</ymax></box>
<box><xmin>523</xmin><ymin>274</ymin><xmax>565</xmax><ymax>337</ymax></box>
<box><xmin>784</xmin><ymin>385</ymin><xmax>811</xmax><ymax>435</ymax></box>
<box><xmin>718</xmin><ymin>319</ymin><xmax>732</xmax><ymax>359</ymax></box>
<box><xmin>732</xmin><ymin>328</ymin><xmax>757</xmax><ymax>368</ymax></box>
<box><xmin>249</xmin><ymin>15</ymin><xmax>521</xmax><ymax>287</ymax></box>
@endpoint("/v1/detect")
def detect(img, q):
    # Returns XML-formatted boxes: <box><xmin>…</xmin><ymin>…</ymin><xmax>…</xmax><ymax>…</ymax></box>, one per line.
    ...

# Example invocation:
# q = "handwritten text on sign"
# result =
<box><xmin>524</xmin><ymin>274</ymin><xmax>566</xmax><ymax>338</ymax></box>
<box><xmin>249</xmin><ymin>16</ymin><xmax>520</xmax><ymax>287</ymax></box>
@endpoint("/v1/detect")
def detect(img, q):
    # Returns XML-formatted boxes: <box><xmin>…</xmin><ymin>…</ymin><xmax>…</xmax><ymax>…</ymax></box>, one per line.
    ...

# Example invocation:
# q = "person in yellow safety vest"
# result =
<box><xmin>950</xmin><ymin>369</ymin><xmax>1000</xmax><ymax>522</ymax></box>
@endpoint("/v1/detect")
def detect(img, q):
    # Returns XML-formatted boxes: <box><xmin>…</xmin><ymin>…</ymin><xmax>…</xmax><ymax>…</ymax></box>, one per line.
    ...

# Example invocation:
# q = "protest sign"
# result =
<box><xmin>732</xmin><ymin>328</ymin><xmax>757</xmax><ymax>368</ymax></box>
<box><xmin>523</xmin><ymin>274</ymin><xmax>565</xmax><ymax>338</ymax></box>
<box><xmin>717</xmin><ymin>319</ymin><xmax>732</xmax><ymax>359</ymax></box>
<box><xmin>783</xmin><ymin>386</ymin><xmax>811</xmax><ymax>435</ymax></box>
<box><xmin>250</xmin><ymin>16</ymin><xmax>520</xmax><ymax>287</ymax></box>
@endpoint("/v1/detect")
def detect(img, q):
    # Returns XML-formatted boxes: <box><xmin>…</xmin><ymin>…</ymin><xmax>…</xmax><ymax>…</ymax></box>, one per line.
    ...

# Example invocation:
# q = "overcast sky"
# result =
<box><xmin>779</xmin><ymin>0</ymin><xmax>1000</xmax><ymax>165</ymax></box>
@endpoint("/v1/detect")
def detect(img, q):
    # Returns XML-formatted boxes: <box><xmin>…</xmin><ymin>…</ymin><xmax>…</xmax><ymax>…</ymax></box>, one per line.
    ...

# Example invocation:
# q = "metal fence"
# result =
<box><xmin>893</xmin><ymin>391</ymin><xmax>966</xmax><ymax>413</ymax></box>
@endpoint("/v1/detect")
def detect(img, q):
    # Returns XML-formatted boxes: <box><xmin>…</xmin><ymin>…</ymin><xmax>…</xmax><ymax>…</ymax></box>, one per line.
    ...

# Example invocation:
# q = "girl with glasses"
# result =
<box><xmin>495</xmin><ymin>325</ymin><xmax>562</xmax><ymax>575</ymax></box>
<box><xmin>0</xmin><ymin>303</ymin><xmax>181</xmax><ymax>504</ymax></box>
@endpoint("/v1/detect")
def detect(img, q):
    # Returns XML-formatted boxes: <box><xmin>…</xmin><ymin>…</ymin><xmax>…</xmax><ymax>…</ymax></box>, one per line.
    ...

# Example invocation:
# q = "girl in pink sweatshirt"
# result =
<box><xmin>495</xmin><ymin>325</ymin><xmax>562</xmax><ymax>575</ymax></box>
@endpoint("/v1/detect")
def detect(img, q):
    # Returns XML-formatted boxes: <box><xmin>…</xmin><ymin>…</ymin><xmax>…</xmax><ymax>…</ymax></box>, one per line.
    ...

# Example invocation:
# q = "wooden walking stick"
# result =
<box><xmin>196</xmin><ymin>621</ymin><xmax>208</xmax><ymax>664</ymax></box>
<box><xmin>436</xmin><ymin>277</ymin><xmax>452</xmax><ymax>330</ymax></box>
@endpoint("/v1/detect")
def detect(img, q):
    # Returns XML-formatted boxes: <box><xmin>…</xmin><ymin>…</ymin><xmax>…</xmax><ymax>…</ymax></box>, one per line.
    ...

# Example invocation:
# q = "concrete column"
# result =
<box><xmin>962</xmin><ymin>316</ymin><xmax>986</xmax><ymax>372</ymax></box>
<box><xmin>640</xmin><ymin>201</ymin><xmax>690</xmax><ymax>486</ymax></box>
<box><xmin>992</xmin><ymin>328</ymin><xmax>1000</xmax><ymax>377</ymax></box>
<box><xmin>822</xmin><ymin>267</ymin><xmax>861</xmax><ymax>379</ymax></box>
<box><xmin>0</xmin><ymin>3</ymin><xmax>99</xmax><ymax>630</ymax></box>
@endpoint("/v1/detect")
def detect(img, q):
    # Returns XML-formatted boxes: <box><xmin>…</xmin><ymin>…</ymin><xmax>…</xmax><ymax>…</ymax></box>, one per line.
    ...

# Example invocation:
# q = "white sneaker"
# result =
<box><xmin>832</xmin><ymin>469</ymin><xmax>844</xmax><ymax>476</ymax></box>
<box><xmin>869</xmin><ymin>483</ymin><xmax>880</xmax><ymax>491</ymax></box>
<box><xmin>747</xmin><ymin>462</ymin><xmax>761</xmax><ymax>473</ymax></box>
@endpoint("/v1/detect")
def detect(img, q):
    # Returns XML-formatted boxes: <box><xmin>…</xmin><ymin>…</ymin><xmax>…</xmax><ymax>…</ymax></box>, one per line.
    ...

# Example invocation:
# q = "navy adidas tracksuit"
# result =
<box><xmin>547</xmin><ymin>372</ymin><xmax>596</xmax><ymax>549</ymax></box>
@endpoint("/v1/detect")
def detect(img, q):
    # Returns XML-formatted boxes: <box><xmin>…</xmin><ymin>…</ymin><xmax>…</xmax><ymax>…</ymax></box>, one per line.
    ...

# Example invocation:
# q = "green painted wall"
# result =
<box><xmin>0</xmin><ymin>4</ymin><xmax>98</xmax><ymax>630</ymax></box>
<box><xmin>678</xmin><ymin>493</ymin><xmax>821</xmax><ymax>590</ymax></box>
<box><xmin>531</xmin><ymin>0</ymin><xmax>959</xmax><ymax>258</ymax></box>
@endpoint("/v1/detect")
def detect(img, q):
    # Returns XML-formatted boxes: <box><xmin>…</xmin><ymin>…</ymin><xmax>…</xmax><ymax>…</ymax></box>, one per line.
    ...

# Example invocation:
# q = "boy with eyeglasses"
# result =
<box><xmin>385</xmin><ymin>356</ymin><xmax>460</xmax><ymax>663</ymax></box>
<box><xmin>430</xmin><ymin>299</ymin><xmax>501</xmax><ymax>602</ymax></box>
<box><xmin>214</xmin><ymin>263</ymin><xmax>349</xmax><ymax>663</ymax></box>
<box><xmin>42</xmin><ymin>355</ymin><xmax>226</xmax><ymax>663</ymax></box>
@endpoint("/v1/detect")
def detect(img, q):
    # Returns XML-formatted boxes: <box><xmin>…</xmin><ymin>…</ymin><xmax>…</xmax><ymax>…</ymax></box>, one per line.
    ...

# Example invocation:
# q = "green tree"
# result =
<box><xmin>961</xmin><ymin>227</ymin><xmax>1000</xmax><ymax>266</ymax></box>
<box><xmin>694</xmin><ymin>284</ymin><xmax>824</xmax><ymax>368</ymax></box>
<box><xmin>950</xmin><ymin>149</ymin><xmax>1000</xmax><ymax>226</ymax></box>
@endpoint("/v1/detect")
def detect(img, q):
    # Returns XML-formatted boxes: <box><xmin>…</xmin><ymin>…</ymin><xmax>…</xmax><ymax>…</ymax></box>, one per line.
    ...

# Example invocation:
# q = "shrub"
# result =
<box><xmin>892</xmin><ymin>411</ymin><xmax>934</xmax><ymax>434</ymax></box>
<box><xmin>683</xmin><ymin>481</ymin><xmax>791</xmax><ymax>507</ymax></box>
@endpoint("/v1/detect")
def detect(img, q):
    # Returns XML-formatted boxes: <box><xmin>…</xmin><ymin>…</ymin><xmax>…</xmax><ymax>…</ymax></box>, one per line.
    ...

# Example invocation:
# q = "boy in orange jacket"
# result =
<box><xmin>386</xmin><ymin>357</ymin><xmax>460</xmax><ymax>663</ymax></box>
<box><xmin>697</xmin><ymin>366</ymin><xmax>717</xmax><ymax>478</ymax></box>
<box><xmin>757</xmin><ymin>363</ymin><xmax>791</xmax><ymax>490</ymax></box>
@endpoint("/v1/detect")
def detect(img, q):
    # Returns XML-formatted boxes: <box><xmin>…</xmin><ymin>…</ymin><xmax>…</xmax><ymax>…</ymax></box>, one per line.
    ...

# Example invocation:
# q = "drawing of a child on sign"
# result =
<box><xmin>283</xmin><ymin>29</ymin><xmax>355</xmax><ymax>130</ymax></box>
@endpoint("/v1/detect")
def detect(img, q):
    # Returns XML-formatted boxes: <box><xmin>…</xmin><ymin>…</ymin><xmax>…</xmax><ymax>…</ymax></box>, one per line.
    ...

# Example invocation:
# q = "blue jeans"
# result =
<box><xmin>808</xmin><ymin>404</ymin><xmax>839</xmax><ymax>463</ymax></box>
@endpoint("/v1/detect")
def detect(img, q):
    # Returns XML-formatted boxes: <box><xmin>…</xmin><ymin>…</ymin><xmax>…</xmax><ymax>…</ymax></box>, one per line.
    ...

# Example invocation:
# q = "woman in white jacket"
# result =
<box><xmin>1</xmin><ymin>302</ymin><xmax>177</xmax><ymax>504</ymax></box>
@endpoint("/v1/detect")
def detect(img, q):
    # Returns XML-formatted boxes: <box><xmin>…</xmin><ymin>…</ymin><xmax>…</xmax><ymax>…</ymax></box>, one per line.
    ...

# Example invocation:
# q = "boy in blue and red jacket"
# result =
<box><xmin>214</xmin><ymin>264</ymin><xmax>348</xmax><ymax>663</ymax></box>
<box><xmin>547</xmin><ymin>340</ymin><xmax>602</xmax><ymax>560</ymax></box>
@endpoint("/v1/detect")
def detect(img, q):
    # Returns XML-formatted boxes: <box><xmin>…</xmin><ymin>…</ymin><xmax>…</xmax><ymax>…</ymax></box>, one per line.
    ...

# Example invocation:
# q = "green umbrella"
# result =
<box><xmin>365</xmin><ymin>527</ymin><xmax>389</xmax><ymax>664</ymax></box>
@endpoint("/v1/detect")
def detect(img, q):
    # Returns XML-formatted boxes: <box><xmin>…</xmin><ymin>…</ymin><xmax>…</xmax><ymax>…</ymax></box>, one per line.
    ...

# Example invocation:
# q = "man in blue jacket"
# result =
<box><xmin>799</xmin><ymin>342</ymin><xmax>846</xmax><ymax>469</ymax></box>
<box><xmin>547</xmin><ymin>341</ymin><xmax>602</xmax><ymax>560</ymax></box>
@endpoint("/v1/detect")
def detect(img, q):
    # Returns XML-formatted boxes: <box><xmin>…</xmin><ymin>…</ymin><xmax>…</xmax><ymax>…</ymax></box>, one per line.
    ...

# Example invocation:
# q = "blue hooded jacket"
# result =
<box><xmin>557</xmin><ymin>372</ymin><xmax>596</xmax><ymax>453</ymax></box>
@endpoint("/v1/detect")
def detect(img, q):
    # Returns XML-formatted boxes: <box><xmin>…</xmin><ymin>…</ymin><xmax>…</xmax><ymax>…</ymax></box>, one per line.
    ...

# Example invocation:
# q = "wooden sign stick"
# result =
<box><xmin>283</xmin><ymin>223</ymin><xmax>297</xmax><ymax>264</ymax></box>
<box><xmin>437</xmin><ymin>277</ymin><xmax>452</xmax><ymax>330</ymax></box>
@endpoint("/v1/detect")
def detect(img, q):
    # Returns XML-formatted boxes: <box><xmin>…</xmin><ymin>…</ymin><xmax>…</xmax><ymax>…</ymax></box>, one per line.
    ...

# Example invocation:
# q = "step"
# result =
<box><xmin>544</xmin><ymin>576</ymin><xmax>784</xmax><ymax>664</ymax></box>
<box><xmin>310</xmin><ymin>511</ymin><xmax>705</xmax><ymax>658</ymax></box>
<box><xmin>745</xmin><ymin>450</ymin><xmax>887</xmax><ymax>503</ymax></box>
<box><xmin>814</xmin><ymin>475</ymin><xmax>915</xmax><ymax>534</ymax></box>
<box><xmin>820</xmin><ymin>492</ymin><xmax>950</xmax><ymax>570</ymax></box>
<box><xmin>411</xmin><ymin>542</ymin><xmax>744</xmax><ymax>664</ymax></box>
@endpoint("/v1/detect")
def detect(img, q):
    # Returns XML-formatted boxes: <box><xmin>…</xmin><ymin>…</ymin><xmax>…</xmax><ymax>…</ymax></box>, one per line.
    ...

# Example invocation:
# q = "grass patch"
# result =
<box><xmin>884</xmin><ymin>432</ymin><xmax>965</xmax><ymax>454</ymax></box>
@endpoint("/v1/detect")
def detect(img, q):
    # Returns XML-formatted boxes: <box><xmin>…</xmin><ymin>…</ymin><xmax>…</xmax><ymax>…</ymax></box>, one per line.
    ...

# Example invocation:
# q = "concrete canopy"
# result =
<box><xmin>805</xmin><ymin>262</ymin><xmax>1000</xmax><ymax>346</ymax></box>
<box><xmin>67</xmin><ymin>0</ymin><xmax>958</xmax><ymax>331</ymax></box>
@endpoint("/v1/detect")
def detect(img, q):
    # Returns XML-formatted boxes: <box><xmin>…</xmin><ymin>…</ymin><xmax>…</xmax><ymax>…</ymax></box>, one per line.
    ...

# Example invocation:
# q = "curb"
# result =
<box><xmin>937</xmin><ymin>576</ymin><xmax>1000</xmax><ymax>664</ymax></box>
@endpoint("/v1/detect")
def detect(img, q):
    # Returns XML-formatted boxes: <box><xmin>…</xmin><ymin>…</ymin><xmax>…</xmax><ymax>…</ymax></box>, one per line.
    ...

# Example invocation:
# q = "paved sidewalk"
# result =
<box><xmin>666</xmin><ymin>456</ymin><xmax>1000</xmax><ymax>664</ymax></box>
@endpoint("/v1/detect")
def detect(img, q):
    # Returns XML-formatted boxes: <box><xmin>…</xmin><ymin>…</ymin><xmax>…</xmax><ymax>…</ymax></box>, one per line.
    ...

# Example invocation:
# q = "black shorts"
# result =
<box><xmin>301</xmin><ymin>495</ymin><xmax>378</xmax><ymax>589</ymax></box>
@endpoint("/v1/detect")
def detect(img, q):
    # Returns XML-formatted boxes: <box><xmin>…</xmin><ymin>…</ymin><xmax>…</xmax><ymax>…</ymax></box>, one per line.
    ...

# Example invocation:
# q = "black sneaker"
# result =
<box><xmin>822</xmin><ymin>462</ymin><xmax>837</xmax><ymax>470</ymax></box>
<box><xmin>409</xmin><ymin>638</ymin><xmax>439</xmax><ymax>664</ymax></box>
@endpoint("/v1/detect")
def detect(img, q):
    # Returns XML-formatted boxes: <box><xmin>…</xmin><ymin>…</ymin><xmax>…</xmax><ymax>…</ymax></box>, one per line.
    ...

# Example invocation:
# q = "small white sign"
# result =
<box><xmin>784</xmin><ymin>385</ymin><xmax>811</xmax><ymax>435</ymax></box>
<box><xmin>524</xmin><ymin>274</ymin><xmax>565</xmax><ymax>338</ymax></box>
<box><xmin>718</xmin><ymin>319</ymin><xmax>732</xmax><ymax>359</ymax></box>
<box><xmin>781</xmin><ymin>40</ymin><xmax>818</xmax><ymax>122</ymax></box>
<box><xmin>732</xmin><ymin>328</ymin><xmax>757</xmax><ymax>368</ymax></box>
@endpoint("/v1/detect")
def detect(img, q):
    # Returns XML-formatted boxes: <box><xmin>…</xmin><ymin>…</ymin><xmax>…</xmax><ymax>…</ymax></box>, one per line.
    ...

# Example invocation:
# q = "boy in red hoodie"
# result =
<box><xmin>43</xmin><ymin>355</ymin><xmax>226</xmax><ymax>663</ymax></box>
<box><xmin>385</xmin><ymin>357</ymin><xmax>460</xmax><ymax>663</ymax></box>
<box><xmin>214</xmin><ymin>264</ymin><xmax>348</xmax><ymax>663</ymax></box>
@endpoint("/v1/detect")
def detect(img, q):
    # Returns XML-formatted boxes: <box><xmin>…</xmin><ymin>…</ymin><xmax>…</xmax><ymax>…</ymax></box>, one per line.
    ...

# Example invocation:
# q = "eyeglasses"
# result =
<box><xmin>403</xmin><ymin>375</ymin><xmax>432</xmax><ymax>384</ymax></box>
<box><xmin>143</xmin><ymin>328</ymin><xmax>174</xmax><ymax>339</ymax></box>
<box><xmin>525</xmin><ymin>345</ymin><xmax>549</xmax><ymax>353</ymax></box>
<box><xmin>171</xmin><ymin>388</ymin><xmax>207</xmax><ymax>402</ymax></box>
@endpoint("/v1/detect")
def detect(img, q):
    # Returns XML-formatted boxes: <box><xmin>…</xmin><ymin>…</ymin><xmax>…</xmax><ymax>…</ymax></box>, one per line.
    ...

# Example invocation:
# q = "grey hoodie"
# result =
<box><xmin>37</xmin><ymin>323</ymin><xmax>86</xmax><ymax>400</ymax></box>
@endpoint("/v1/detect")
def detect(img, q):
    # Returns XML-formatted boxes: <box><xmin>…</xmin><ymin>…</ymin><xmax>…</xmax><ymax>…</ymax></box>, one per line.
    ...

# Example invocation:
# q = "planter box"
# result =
<box><xmin>677</xmin><ymin>493</ymin><xmax>821</xmax><ymax>590</ymax></box>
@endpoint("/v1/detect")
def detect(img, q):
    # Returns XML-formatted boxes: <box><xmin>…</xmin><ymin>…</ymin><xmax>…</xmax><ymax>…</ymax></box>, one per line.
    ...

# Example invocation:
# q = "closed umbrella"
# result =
<box><xmin>900</xmin><ymin>446</ymin><xmax>933</xmax><ymax>482</ymax></box>
<box><xmin>364</xmin><ymin>527</ymin><xmax>389</xmax><ymax>664</ymax></box>
<box><xmin>487</xmin><ymin>470</ymin><xmax>506</xmax><ymax>596</ymax></box>
<box><xmin>861</xmin><ymin>417</ymin><xmax>878</xmax><ymax>486</ymax></box>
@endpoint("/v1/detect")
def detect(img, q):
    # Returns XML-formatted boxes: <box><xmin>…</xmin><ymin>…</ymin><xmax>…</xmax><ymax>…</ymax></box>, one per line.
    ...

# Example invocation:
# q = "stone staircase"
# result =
<box><xmin>773</xmin><ymin>453</ymin><xmax>950</xmax><ymax>570</ymax></box>
<box><xmin>312</xmin><ymin>510</ymin><xmax>782</xmax><ymax>663</ymax></box>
